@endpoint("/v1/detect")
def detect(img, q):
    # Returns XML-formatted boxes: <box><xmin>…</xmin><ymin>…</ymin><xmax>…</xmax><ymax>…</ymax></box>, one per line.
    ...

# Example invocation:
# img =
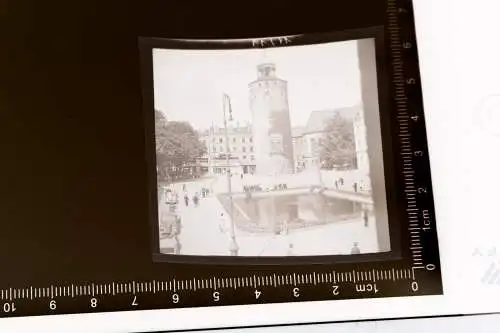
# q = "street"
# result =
<box><xmin>159</xmin><ymin>177</ymin><xmax>380</xmax><ymax>256</ymax></box>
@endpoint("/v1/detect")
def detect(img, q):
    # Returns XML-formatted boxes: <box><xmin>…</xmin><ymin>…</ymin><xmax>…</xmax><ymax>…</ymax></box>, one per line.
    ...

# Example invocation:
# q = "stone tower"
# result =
<box><xmin>248</xmin><ymin>63</ymin><xmax>294</xmax><ymax>176</ymax></box>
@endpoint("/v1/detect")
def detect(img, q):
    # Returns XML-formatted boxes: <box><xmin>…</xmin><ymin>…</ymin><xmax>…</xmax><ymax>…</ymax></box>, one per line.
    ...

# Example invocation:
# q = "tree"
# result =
<box><xmin>155</xmin><ymin>110</ymin><xmax>206</xmax><ymax>181</ymax></box>
<box><xmin>319</xmin><ymin>113</ymin><xmax>356</xmax><ymax>170</ymax></box>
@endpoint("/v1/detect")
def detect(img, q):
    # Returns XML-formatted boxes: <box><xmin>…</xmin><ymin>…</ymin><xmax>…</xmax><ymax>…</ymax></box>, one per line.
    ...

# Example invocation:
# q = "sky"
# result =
<box><xmin>153</xmin><ymin>38</ymin><xmax>373</xmax><ymax>130</ymax></box>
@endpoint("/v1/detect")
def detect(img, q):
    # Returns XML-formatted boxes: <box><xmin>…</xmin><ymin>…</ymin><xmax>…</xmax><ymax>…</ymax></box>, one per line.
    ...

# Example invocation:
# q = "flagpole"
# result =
<box><xmin>223</xmin><ymin>93</ymin><xmax>239</xmax><ymax>256</ymax></box>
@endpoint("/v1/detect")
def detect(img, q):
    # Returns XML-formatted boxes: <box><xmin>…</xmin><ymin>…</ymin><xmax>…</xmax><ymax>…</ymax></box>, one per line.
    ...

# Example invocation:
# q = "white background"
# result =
<box><xmin>2</xmin><ymin>0</ymin><xmax>500</xmax><ymax>331</ymax></box>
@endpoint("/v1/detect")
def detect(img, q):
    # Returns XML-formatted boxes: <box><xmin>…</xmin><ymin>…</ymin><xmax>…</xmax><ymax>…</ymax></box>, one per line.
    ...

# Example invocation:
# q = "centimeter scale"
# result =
<box><xmin>0</xmin><ymin>0</ymin><xmax>441</xmax><ymax>317</ymax></box>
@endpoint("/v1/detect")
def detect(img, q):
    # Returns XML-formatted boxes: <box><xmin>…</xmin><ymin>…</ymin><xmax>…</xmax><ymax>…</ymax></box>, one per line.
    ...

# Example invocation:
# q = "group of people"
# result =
<box><xmin>334</xmin><ymin>177</ymin><xmax>369</xmax><ymax>193</ymax></box>
<box><xmin>180</xmin><ymin>184</ymin><xmax>211</xmax><ymax>208</ymax></box>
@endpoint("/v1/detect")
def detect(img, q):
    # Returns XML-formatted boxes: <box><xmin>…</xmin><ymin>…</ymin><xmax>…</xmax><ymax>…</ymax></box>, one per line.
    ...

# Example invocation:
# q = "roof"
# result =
<box><xmin>198</xmin><ymin>124</ymin><xmax>252</xmax><ymax>137</ymax></box>
<box><xmin>302</xmin><ymin>106</ymin><xmax>361</xmax><ymax>135</ymax></box>
<box><xmin>291</xmin><ymin>126</ymin><xmax>306</xmax><ymax>138</ymax></box>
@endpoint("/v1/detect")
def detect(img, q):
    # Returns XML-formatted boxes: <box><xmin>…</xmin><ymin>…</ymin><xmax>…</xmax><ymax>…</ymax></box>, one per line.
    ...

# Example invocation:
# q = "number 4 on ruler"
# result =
<box><xmin>255</xmin><ymin>290</ymin><xmax>262</xmax><ymax>299</ymax></box>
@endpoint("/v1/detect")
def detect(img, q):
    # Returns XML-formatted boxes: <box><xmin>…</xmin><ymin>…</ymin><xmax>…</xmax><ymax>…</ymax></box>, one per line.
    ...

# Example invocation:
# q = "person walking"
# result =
<box><xmin>351</xmin><ymin>242</ymin><xmax>361</xmax><ymax>254</ymax></box>
<box><xmin>363</xmin><ymin>210</ymin><xmax>369</xmax><ymax>227</ymax></box>
<box><xmin>193</xmin><ymin>193</ymin><xmax>199</xmax><ymax>207</ymax></box>
<box><xmin>184</xmin><ymin>194</ymin><xmax>189</xmax><ymax>207</ymax></box>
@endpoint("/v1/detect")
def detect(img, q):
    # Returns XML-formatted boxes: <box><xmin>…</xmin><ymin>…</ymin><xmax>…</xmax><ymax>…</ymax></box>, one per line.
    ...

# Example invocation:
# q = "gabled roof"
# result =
<box><xmin>303</xmin><ymin>106</ymin><xmax>361</xmax><ymax>134</ymax></box>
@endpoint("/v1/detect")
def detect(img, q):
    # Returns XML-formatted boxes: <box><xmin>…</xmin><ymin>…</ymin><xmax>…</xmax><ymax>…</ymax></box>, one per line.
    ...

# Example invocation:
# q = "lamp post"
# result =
<box><xmin>223</xmin><ymin>94</ymin><xmax>239</xmax><ymax>256</ymax></box>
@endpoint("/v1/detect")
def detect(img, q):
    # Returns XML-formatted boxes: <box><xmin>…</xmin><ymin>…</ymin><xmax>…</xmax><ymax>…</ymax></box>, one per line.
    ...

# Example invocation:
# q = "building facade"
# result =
<box><xmin>353</xmin><ymin>107</ymin><xmax>370</xmax><ymax>175</ymax></box>
<box><xmin>292</xmin><ymin>107</ymin><xmax>365</xmax><ymax>172</ymax></box>
<box><xmin>198</xmin><ymin>123</ymin><xmax>256</xmax><ymax>176</ymax></box>
<box><xmin>248</xmin><ymin>63</ymin><xmax>294</xmax><ymax>176</ymax></box>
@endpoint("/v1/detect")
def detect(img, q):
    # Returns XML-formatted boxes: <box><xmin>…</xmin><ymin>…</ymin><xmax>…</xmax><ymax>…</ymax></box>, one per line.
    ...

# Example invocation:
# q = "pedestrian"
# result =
<box><xmin>334</xmin><ymin>180</ymin><xmax>338</xmax><ymax>189</ymax></box>
<box><xmin>353</xmin><ymin>182</ymin><xmax>358</xmax><ymax>192</ymax></box>
<box><xmin>351</xmin><ymin>242</ymin><xmax>361</xmax><ymax>255</ymax></box>
<box><xmin>184</xmin><ymin>194</ymin><xmax>189</xmax><ymax>207</ymax></box>
<box><xmin>193</xmin><ymin>193</ymin><xmax>199</xmax><ymax>207</ymax></box>
<box><xmin>363</xmin><ymin>210</ymin><xmax>369</xmax><ymax>227</ymax></box>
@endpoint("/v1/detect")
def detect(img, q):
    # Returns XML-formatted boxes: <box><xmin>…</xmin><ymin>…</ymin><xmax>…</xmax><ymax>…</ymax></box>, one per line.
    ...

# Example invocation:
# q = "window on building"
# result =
<box><xmin>232</xmin><ymin>146</ymin><xmax>236</xmax><ymax>152</ymax></box>
<box><xmin>250</xmin><ymin>155</ymin><xmax>255</xmax><ymax>160</ymax></box>
<box><xmin>219</xmin><ymin>146</ymin><xmax>224</xmax><ymax>152</ymax></box>
<box><xmin>250</xmin><ymin>146</ymin><xmax>254</xmax><ymax>152</ymax></box>
<box><xmin>242</xmin><ymin>147</ymin><xmax>246</xmax><ymax>153</ymax></box>
<box><xmin>249</xmin><ymin>137</ymin><xmax>253</xmax><ymax>143</ymax></box>
<box><xmin>212</xmin><ymin>147</ymin><xmax>216</xmax><ymax>153</ymax></box>
<box><xmin>270</xmin><ymin>134</ymin><xmax>283</xmax><ymax>154</ymax></box>
<box><xmin>242</xmin><ymin>156</ymin><xmax>246</xmax><ymax>160</ymax></box>
<box><xmin>242</xmin><ymin>137</ymin><xmax>246</xmax><ymax>143</ymax></box>
<box><xmin>233</xmin><ymin>137</ymin><xmax>236</xmax><ymax>143</ymax></box>
<box><xmin>219</xmin><ymin>137</ymin><xmax>223</xmax><ymax>143</ymax></box>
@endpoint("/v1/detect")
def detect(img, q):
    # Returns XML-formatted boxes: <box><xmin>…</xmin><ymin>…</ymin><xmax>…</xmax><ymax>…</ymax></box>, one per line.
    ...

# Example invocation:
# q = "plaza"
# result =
<box><xmin>159</xmin><ymin>173</ymin><xmax>378</xmax><ymax>257</ymax></box>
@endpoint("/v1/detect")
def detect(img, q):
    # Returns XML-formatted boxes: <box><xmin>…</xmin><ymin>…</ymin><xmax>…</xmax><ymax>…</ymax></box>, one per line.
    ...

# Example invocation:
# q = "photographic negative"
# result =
<box><xmin>146</xmin><ymin>32</ymin><xmax>391</xmax><ymax>258</ymax></box>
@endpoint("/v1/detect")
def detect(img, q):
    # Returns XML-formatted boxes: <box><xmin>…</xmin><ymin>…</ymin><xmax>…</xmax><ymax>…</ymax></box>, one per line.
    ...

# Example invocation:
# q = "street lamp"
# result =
<box><xmin>223</xmin><ymin>93</ymin><xmax>239</xmax><ymax>256</ymax></box>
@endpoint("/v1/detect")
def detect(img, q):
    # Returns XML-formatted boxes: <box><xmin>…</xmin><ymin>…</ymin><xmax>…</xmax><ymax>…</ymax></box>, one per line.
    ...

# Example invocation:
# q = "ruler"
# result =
<box><xmin>0</xmin><ymin>0</ymin><xmax>441</xmax><ymax>318</ymax></box>
<box><xmin>0</xmin><ymin>267</ymin><xmax>437</xmax><ymax>316</ymax></box>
